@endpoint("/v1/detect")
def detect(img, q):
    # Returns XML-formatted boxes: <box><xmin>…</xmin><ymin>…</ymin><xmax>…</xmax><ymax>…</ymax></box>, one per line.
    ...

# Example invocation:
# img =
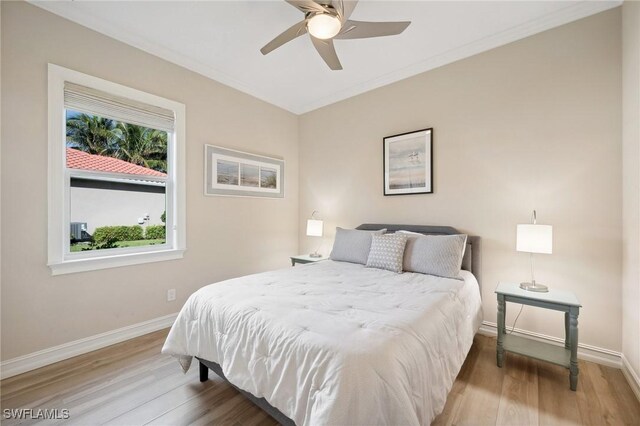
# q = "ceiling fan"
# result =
<box><xmin>260</xmin><ymin>0</ymin><xmax>411</xmax><ymax>70</ymax></box>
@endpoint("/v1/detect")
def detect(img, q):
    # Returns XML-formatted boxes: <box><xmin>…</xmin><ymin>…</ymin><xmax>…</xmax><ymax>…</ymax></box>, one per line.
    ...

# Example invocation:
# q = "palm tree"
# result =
<box><xmin>66</xmin><ymin>113</ymin><xmax>167</xmax><ymax>172</ymax></box>
<box><xmin>113</xmin><ymin>122</ymin><xmax>167</xmax><ymax>173</ymax></box>
<box><xmin>66</xmin><ymin>113</ymin><xmax>121</xmax><ymax>156</ymax></box>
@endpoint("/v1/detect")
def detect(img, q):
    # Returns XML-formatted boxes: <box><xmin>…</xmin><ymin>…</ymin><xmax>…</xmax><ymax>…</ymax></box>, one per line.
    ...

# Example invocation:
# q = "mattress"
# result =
<box><xmin>162</xmin><ymin>260</ymin><xmax>483</xmax><ymax>425</ymax></box>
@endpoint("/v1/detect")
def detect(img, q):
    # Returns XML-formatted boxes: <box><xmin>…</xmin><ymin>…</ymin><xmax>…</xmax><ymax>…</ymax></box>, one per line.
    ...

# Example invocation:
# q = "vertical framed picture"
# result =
<box><xmin>383</xmin><ymin>128</ymin><xmax>433</xmax><ymax>196</ymax></box>
<box><xmin>204</xmin><ymin>145</ymin><xmax>284</xmax><ymax>198</ymax></box>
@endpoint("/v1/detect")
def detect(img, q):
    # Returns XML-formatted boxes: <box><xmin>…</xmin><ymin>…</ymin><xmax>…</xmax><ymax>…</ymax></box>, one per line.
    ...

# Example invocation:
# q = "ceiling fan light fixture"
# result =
<box><xmin>262</xmin><ymin>0</ymin><xmax>412</xmax><ymax>71</ymax></box>
<box><xmin>307</xmin><ymin>14</ymin><xmax>342</xmax><ymax>39</ymax></box>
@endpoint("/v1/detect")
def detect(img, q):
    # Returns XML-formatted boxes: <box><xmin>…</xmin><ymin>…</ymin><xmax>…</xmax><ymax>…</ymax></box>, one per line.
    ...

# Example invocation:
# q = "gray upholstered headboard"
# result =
<box><xmin>356</xmin><ymin>224</ymin><xmax>481</xmax><ymax>287</ymax></box>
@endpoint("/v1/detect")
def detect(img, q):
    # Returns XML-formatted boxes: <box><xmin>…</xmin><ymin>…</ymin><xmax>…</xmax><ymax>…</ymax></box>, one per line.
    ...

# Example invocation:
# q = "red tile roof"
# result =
<box><xmin>66</xmin><ymin>148</ymin><xmax>166</xmax><ymax>177</ymax></box>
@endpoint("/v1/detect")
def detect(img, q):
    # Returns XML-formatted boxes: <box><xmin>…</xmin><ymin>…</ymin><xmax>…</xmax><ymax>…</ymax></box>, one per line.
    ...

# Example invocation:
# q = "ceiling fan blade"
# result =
<box><xmin>260</xmin><ymin>20</ymin><xmax>308</xmax><ymax>55</ymax></box>
<box><xmin>335</xmin><ymin>20</ymin><xmax>411</xmax><ymax>39</ymax></box>
<box><xmin>285</xmin><ymin>0</ymin><xmax>329</xmax><ymax>14</ymax></box>
<box><xmin>333</xmin><ymin>0</ymin><xmax>358</xmax><ymax>22</ymax></box>
<box><xmin>310</xmin><ymin>36</ymin><xmax>343</xmax><ymax>70</ymax></box>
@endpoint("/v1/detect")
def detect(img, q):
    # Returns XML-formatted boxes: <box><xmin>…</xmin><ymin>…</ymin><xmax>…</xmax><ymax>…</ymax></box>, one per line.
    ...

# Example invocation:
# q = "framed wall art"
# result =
<box><xmin>383</xmin><ymin>128</ymin><xmax>433</xmax><ymax>196</ymax></box>
<box><xmin>204</xmin><ymin>145</ymin><xmax>284</xmax><ymax>198</ymax></box>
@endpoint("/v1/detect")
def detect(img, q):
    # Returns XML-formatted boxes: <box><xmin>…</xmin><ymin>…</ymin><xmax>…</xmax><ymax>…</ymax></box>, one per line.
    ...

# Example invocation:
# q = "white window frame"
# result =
<box><xmin>48</xmin><ymin>64</ymin><xmax>186</xmax><ymax>275</ymax></box>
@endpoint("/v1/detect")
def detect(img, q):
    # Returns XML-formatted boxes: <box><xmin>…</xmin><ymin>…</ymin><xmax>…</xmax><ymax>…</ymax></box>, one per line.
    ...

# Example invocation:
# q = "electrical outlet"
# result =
<box><xmin>167</xmin><ymin>289</ymin><xmax>176</xmax><ymax>302</ymax></box>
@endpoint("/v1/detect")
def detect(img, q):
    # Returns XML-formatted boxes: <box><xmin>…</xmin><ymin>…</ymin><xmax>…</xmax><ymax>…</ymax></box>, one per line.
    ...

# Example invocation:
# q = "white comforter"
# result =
<box><xmin>162</xmin><ymin>260</ymin><xmax>482</xmax><ymax>425</ymax></box>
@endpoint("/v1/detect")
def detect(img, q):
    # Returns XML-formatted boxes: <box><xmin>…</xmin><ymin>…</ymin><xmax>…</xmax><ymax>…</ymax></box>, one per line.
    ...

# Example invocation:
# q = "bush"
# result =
<box><xmin>145</xmin><ymin>225</ymin><xmax>166</xmax><ymax>240</ymax></box>
<box><xmin>82</xmin><ymin>235</ymin><xmax>118</xmax><ymax>251</ymax></box>
<box><xmin>93</xmin><ymin>225</ymin><xmax>144</xmax><ymax>244</ymax></box>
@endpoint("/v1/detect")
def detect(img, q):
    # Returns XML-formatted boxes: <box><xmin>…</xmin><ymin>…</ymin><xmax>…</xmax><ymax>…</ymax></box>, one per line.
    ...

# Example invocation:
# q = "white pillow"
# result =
<box><xmin>330</xmin><ymin>227</ymin><xmax>386</xmax><ymax>265</ymax></box>
<box><xmin>365</xmin><ymin>233</ymin><xmax>409</xmax><ymax>273</ymax></box>
<box><xmin>398</xmin><ymin>231</ymin><xmax>467</xmax><ymax>279</ymax></box>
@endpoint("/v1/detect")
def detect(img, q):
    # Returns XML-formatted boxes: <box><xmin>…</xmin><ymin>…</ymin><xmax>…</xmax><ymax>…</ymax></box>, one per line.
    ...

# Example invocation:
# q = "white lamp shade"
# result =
<box><xmin>306</xmin><ymin>219</ymin><xmax>323</xmax><ymax>237</ymax></box>
<box><xmin>516</xmin><ymin>224</ymin><xmax>553</xmax><ymax>254</ymax></box>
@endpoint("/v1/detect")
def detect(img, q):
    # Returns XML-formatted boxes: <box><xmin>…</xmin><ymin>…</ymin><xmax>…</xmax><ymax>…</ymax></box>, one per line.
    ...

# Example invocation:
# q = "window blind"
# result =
<box><xmin>64</xmin><ymin>82</ymin><xmax>175</xmax><ymax>132</ymax></box>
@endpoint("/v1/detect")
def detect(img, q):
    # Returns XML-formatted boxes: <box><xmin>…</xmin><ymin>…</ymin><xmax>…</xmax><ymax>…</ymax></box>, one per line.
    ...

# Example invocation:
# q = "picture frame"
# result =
<box><xmin>204</xmin><ymin>145</ymin><xmax>284</xmax><ymax>198</ymax></box>
<box><xmin>383</xmin><ymin>128</ymin><xmax>433</xmax><ymax>196</ymax></box>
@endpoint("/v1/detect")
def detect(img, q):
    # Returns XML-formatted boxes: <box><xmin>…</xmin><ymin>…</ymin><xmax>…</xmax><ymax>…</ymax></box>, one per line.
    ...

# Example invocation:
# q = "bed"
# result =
<box><xmin>162</xmin><ymin>224</ymin><xmax>482</xmax><ymax>425</ymax></box>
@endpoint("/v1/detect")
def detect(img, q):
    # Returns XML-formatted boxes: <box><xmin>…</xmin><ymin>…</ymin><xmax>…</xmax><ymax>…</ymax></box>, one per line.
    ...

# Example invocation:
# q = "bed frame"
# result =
<box><xmin>197</xmin><ymin>224</ymin><xmax>481</xmax><ymax>425</ymax></box>
<box><xmin>197</xmin><ymin>358</ymin><xmax>295</xmax><ymax>425</ymax></box>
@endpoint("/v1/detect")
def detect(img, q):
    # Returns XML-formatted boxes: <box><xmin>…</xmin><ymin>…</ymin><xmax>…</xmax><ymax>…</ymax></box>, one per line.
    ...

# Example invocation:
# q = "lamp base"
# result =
<box><xmin>309</xmin><ymin>252</ymin><xmax>322</xmax><ymax>258</ymax></box>
<box><xmin>519</xmin><ymin>281</ymin><xmax>549</xmax><ymax>293</ymax></box>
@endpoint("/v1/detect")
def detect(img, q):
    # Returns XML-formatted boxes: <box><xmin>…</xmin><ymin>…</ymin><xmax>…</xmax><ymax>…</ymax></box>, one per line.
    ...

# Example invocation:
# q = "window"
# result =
<box><xmin>48</xmin><ymin>64</ymin><xmax>186</xmax><ymax>275</ymax></box>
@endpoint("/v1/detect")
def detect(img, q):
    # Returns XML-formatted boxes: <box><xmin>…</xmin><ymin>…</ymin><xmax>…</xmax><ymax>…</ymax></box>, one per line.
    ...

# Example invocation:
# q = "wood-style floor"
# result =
<box><xmin>1</xmin><ymin>330</ymin><xmax>638</xmax><ymax>425</ymax></box>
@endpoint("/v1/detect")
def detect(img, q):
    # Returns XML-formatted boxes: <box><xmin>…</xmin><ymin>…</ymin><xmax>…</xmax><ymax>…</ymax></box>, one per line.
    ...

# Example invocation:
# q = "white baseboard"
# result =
<box><xmin>622</xmin><ymin>354</ymin><xmax>640</xmax><ymax>402</ymax></box>
<box><xmin>0</xmin><ymin>313</ymin><xmax>178</xmax><ymax>380</ymax></box>
<box><xmin>478</xmin><ymin>320</ymin><xmax>622</xmax><ymax>368</ymax></box>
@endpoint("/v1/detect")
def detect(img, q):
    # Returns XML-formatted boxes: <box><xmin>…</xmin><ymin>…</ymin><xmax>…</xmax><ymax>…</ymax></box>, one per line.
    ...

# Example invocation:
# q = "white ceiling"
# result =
<box><xmin>33</xmin><ymin>1</ymin><xmax>621</xmax><ymax>114</ymax></box>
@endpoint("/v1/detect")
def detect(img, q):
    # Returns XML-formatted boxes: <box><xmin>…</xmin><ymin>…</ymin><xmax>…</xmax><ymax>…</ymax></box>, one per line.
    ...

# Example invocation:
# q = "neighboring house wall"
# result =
<box><xmin>299</xmin><ymin>9</ymin><xmax>622</xmax><ymax>353</ymax></box>
<box><xmin>1</xmin><ymin>1</ymin><xmax>299</xmax><ymax>361</ymax></box>
<box><xmin>70</xmin><ymin>182</ymin><xmax>165</xmax><ymax>235</ymax></box>
<box><xmin>622</xmin><ymin>0</ymin><xmax>640</xmax><ymax>390</ymax></box>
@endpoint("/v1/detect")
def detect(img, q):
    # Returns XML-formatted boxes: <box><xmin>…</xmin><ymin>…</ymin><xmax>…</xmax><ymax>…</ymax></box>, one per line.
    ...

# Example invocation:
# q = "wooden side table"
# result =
<box><xmin>495</xmin><ymin>282</ymin><xmax>582</xmax><ymax>391</ymax></box>
<box><xmin>290</xmin><ymin>254</ymin><xmax>327</xmax><ymax>266</ymax></box>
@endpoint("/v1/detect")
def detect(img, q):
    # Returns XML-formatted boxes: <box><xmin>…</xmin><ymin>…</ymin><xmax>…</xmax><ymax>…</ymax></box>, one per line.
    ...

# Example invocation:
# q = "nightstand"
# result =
<box><xmin>290</xmin><ymin>254</ymin><xmax>327</xmax><ymax>266</ymax></box>
<box><xmin>495</xmin><ymin>282</ymin><xmax>581</xmax><ymax>391</ymax></box>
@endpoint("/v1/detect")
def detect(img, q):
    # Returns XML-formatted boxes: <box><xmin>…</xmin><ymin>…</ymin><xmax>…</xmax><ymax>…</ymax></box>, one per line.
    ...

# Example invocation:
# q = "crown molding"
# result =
<box><xmin>29</xmin><ymin>0</ymin><xmax>292</xmax><ymax>113</ymax></box>
<box><xmin>296</xmin><ymin>0</ymin><xmax>622</xmax><ymax>114</ymax></box>
<box><xmin>30</xmin><ymin>1</ymin><xmax>621</xmax><ymax>115</ymax></box>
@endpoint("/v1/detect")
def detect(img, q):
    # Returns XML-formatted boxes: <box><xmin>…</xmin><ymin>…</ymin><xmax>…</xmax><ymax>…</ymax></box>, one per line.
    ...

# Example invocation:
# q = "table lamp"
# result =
<box><xmin>306</xmin><ymin>211</ymin><xmax>323</xmax><ymax>258</ymax></box>
<box><xmin>516</xmin><ymin>210</ymin><xmax>552</xmax><ymax>292</ymax></box>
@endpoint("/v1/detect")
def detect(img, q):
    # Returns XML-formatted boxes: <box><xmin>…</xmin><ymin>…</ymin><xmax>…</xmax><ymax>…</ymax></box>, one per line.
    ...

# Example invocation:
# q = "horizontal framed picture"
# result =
<box><xmin>204</xmin><ymin>145</ymin><xmax>284</xmax><ymax>198</ymax></box>
<box><xmin>383</xmin><ymin>128</ymin><xmax>433</xmax><ymax>196</ymax></box>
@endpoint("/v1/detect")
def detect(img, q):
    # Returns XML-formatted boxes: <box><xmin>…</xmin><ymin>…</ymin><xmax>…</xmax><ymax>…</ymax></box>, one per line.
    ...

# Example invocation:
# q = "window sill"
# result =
<box><xmin>48</xmin><ymin>248</ymin><xmax>185</xmax><ymax>275</ymax></box>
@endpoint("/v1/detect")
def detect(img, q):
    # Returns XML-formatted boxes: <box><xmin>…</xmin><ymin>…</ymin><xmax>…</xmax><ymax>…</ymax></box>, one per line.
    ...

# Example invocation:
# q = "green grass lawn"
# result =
<box><xmin>70</xmin><ymin>239</ymin><xmax>165</xmax><ymax>252</ymax></box>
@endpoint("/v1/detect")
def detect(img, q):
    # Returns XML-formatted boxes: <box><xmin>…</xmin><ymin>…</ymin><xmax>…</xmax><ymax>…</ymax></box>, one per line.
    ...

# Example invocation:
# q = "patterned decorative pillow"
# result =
<box><xmin>401</xmin><ymin>233</ymin><xmax>467</xmax><ymax>279</ymax></box>
<box><xmin>330</xmin><ymin>227</ymin><xmax>386</xmax><ymax>265</ymax></box>
<box><xmin>365</xmin><ymin>233</ymin><xmax>409</xmax><ymax>273</ymax></box>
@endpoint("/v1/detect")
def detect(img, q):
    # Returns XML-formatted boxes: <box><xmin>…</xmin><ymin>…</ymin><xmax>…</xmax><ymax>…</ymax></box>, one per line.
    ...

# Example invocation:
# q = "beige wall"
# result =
<box><xmin>0</xmin><ymin>2</ymin><xmax>629</xmax><ymax>364</ymax></box>
<box><xmin>623</xmin><ymin>0</ymin><xmax>640</xmax><ymax>379</ymax></box>
<box><xmin>299</xmin><ymin>9</ymin><xmax>622</xmax><ymax>351</ymax></box>
<box><xmin>0</xmin><ymin>2</ymin><xmax>299</xmax><ymax>360</ymax></box>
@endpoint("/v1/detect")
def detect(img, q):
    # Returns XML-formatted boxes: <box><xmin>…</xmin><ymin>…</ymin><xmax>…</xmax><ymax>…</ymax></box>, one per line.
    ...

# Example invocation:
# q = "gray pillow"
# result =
<box><xmin>399</xmin><ymin>230</ymin><xmax>470</xmax><ymax>270</ymax></box>
<box><xmin>330</xmin><ymin>227</ymin><xmax>386</xmax><ymax>265</ymax></box>
<box><xmin>366</xmin><ymin>233</ymin><xmax>408</xmax><ymax>273</ymax></box>
<box><xmin>400</xmin><ymin>232</ymin><xmax>467</xmax><ymax>279</ymax></box>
